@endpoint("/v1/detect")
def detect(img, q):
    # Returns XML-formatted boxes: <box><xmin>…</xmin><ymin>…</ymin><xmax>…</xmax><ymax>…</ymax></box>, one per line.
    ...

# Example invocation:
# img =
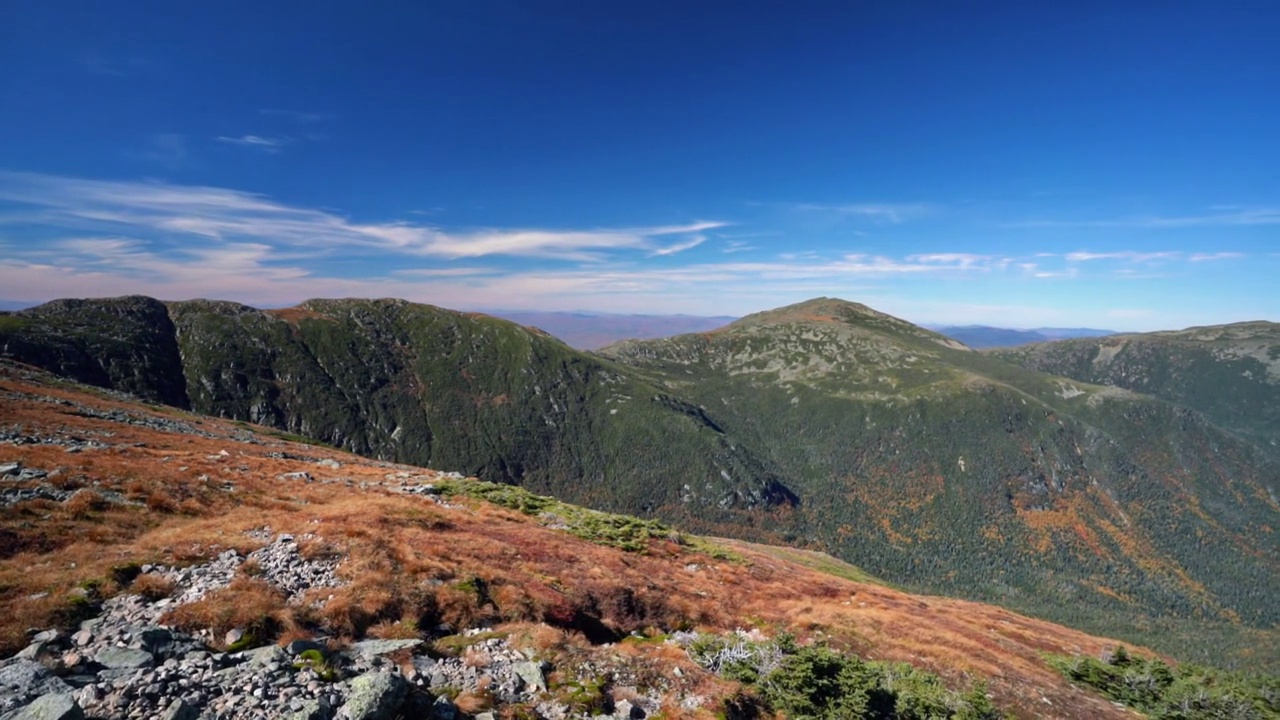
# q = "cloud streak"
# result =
<box><xmin>215</xmin><ymin>135</ymin><xmax>289</xmax><ymax>152</ymax></box>
<box><xmin>0</xmin><ymin>172</ymin><xmax>723</xmax><ymax>262</ymax></box>
<box><xmin>792</xmin><ymin>202</ymin><xmax>933</xmax><ymax>223</ymax></box>
<box><xmin>1011</xmin><ymin>207</ymin><xmax>1280</xmax><ymax>229</ymax></box>
<box><xmin>0</xmin><ymin>172</ymin><xmax>1266</xmax><ymax>329</ymax></box>
<box><xmin>1065</xmin><ymin>251</ymin><xmax>1182</xmax><ymax>263</ymax></box>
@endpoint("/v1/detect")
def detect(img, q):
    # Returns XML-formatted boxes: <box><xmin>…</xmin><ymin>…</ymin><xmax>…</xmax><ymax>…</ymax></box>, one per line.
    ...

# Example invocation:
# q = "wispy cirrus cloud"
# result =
<box><xmin>791</xmin><ymin>202</ymin><xmax>934</xmax><ymax>223</ymax></box>
<box><xmin>1065</xmin><ymin>251</ymin><xmax>1182</xmax><ymax>263</ymax></box>
<box><xmin>1</xmin><ymin>172</ymin><xmax>1267</xmax><ymax>328</ymax></box>
<box><xmin>215</xmin><ymin>135</ymin><xmax>290</xmax><ymax>152</ymax></box>
<box><xmin>1188</xmin><ymin>252</ymin><xmax>1245</xmax><ymax>262</ymax></box>
<box><xmin>0</xmin><ymin>172</ymin><xmax>722</xmax><ymax>262</ymax></box>
<box><xmin>1011</xmin><ymin>207</ymin><xmax>1280</xmax><ymax>229</ymax></box>
<box><xmin>650</xmin><ymin>234</ymin><xmax>706</xmax><ymax>257</ymax></box>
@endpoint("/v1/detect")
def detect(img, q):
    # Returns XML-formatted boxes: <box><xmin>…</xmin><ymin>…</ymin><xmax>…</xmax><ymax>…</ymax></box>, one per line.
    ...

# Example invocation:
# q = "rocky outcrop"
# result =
<box><xmin>0</xmin><ymin>529</ymin><xmax>662</xmax><ymax>720</ymax></box>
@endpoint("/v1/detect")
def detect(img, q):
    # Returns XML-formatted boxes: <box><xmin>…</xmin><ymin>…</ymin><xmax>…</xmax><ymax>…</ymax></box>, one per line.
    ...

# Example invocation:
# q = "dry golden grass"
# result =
<box><xmin>162</xmin><ymin>577</ymin><xmax>299</xmax><ymax>646</ymax></box>
<box><xmin>0</xmin><ymin>362</ymin><xmax>1176</xmax><ymax>718</ymax></box>
<box><xmin>454</xmin><ymin>682</ymin><xmax>496</xmax><ymax>714</ymax></box>
<box><xmin>129</xmin><ymin>573</ymin><xmax>176</xmax><ymax>601</ymax></box>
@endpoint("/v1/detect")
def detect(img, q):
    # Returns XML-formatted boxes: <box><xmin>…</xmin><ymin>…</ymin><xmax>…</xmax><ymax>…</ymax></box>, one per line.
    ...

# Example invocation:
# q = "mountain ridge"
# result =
<box><xmin>3</xmin><ymin>295</ymin><xmax>1277</xmax><ymax>672</ymax></box>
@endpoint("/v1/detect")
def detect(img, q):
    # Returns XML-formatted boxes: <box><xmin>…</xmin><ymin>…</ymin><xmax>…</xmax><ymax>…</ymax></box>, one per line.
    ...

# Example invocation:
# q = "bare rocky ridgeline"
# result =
<box><xmin>0</xmin><ymin>531</ymin><xmax>668</xmax><ymax>720</ymax></box>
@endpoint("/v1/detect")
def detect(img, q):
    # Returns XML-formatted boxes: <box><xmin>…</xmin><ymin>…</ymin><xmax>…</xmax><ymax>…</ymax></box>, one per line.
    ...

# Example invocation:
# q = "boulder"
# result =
<box><xmin>512</xmin><ymin>660</ymin><xmax>547</xmax><ymax>692</ymax></box>
<box><xmin>158</xmin><ymin>699</ymin><xmax>199</xmax><ymax>720</ymax></box>
<box><xmin>335</xmin><ymin>671</ymin><xmax>408</xmax><ymax>720</ymax></box>
<box><xmin>282</xmin><ymin>697</ymin><xmax>331</xmax><ymax>720</ymax></box>
<box><xmin>344</xmin><ymin>639</ymin><xmax>422</xmax><ymax>658</ymax></box>
<box><xmin>286</xmin><ymin>638</ymin><xmax>328</xmax><ymax>656</ymax></box>
<box><xmin>0</xmin><ymin>658</ymin><xmax>73</xmax><ymax>697</ymax></box>
<box><xmin>93</xmin><ymin>647</ymin><xmax>154</xmax><ymax>670</ymax></box>
<box><xmin>5</xmin><ymin>693</ymin><xmax>84</xmax><ymax>720</ymax></box>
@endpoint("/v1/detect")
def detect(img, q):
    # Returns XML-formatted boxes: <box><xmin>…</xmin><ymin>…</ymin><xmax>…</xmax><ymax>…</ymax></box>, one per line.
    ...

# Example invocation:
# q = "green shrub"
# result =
<box><xmin>1049</xmin><ymin>649</ymin><xmax>1280</xmax><ymax>719</ymax></box>
<box><xmin>684</xmin><ymin>632</ymin><xmax>1004</xmax><ymax>719</ymax></box>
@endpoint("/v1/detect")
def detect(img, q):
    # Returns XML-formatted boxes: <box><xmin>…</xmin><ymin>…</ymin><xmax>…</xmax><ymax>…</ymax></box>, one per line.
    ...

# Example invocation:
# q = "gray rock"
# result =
<box><xmin>286</xmin><ymin>639</ymin><xmax>327</xmax><ymax>656</ymax></box>
<box><xmin>512</xmin><ymin>660</ymin><xmax>547</xmax><ymax>692</ymax></box>
<box><xmin>474</xmin><ymin>714</ymin><xmax>496</xmax><ymax>720</ymax></box>
<box><xmin>93</xmin><ymin>647</ymin><xmax>154</xmax><ymax>670</ymax></box>
<box><xmin>281</xmin><ymin>697</ymin><xmax>331</xmax><ymax>720</ymax></box>
<box><xmin>5</xmin><ymin>693</ymin><xmax>84</xmax><ymax>720</ymax></box>
<box><xmin>335</xmin><ymin>671</ymin><xmax>408</xmax><ymax>720</ymax></box>
<box><xmin>430</xmin><ymin>696</ymin><xmax>457</xmax><ymax>720</ymax></box>
<box><xmin>30</xmin><ymin>630</ymin><xmax>61</xmax><ymax>644</ymax></box>
<box><xmin>344</xmin><ymin>639</ymin><xmax>422</xmax><ymax>658</ymax></box>
<box><xmin>158</xmin><ymin>699</ymin><xmax>199</xmax><ymax>720</ymax></box>
<box><xmin>0</xmin><ymin>462</ymin><xmax>20</xmax><ymax>477</ymax></box>
<box><xmin>224</xmin><ymin>628</ymin><xmax>246</xmax><ymax>647</ymax></box>
<box><xmin>615</xmin><ymin>699</ymin><xmax>646</xmax><ymax>719</ymax></box>
<box><xmin>0</xmin><ymin>658</ymin><xmax>72</xmax><ymax>697</ymax></box>
<box><xmin>405</xmin><ymin>656</ymin><xmax>436</xmax><ymax>682</ymax></box>
<box><xmin>15</xmin><ymin>641</ymin><xmax>52</xmax><ymax>661</ymax></box>
<box><xmin>243</xmin><ymin>644</ymin><xmax>288</xmax><ymax>668</ymax></box>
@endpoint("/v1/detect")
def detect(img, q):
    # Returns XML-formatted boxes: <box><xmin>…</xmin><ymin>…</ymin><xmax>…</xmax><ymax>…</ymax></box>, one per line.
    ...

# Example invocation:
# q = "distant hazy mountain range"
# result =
<box><xmin>490</xmin><ymin>310</ymin><xmax>738</xmax><ymax>349</ymax></box>
<box><xmin>0</xmin><ymin>299</ymin><xmax>1113</xmax><ymax>351</ymax></box>
<box><xmin>929</xmin><ymin>325</ymin><xmax>1116</xmax><ymax>349</ymax></box>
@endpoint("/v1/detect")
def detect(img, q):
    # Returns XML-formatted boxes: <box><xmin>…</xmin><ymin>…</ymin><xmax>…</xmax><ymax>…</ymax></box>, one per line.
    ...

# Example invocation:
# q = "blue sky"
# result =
<box><xmin>0</xmin><ymin>1</ymin><xmax>1277</xmax><ymax>330</ymax></box>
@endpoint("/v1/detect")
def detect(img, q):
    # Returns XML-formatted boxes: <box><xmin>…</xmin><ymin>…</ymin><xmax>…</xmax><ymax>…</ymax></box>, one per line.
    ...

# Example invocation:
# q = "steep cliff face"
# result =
<box><xmin>0</xmin><ymin>296</ymin><xmax>188</xmax><ymax>407</ymax></box>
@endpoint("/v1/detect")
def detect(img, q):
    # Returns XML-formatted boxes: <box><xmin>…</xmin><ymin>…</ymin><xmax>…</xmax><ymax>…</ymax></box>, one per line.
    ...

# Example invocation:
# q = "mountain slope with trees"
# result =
<box><xmin>2</xmin><ymin>296</ymin><xmax>1277</xmax><ymax>671</ymax></box>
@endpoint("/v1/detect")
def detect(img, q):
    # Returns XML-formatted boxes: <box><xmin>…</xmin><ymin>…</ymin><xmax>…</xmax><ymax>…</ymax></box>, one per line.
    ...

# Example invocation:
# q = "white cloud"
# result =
<box><xmin>1065</xmin><ymin>251</ymin><xmax>1181</xmax><ymax>263</ymax></box>
<box><xmin>1188</xmin><ymin>252</ymin><xmax>1244</xmax><ymax>262</ymax></box>
<box><xmin>793</xmin><ymin>202</ymin><xmax>933</xmax><ymax>223</ymax></box>
<box><xmin>906</xmin><ymin>253</ymin><xmax>992</xmax><ymax>269</ymax></box>
<box><xmin>1012</xmin><ymin>207</ymin><xmax>1280</xmax><ymax>229</ymax></box>
<box><xmin>0</xmin><ymin>172</ymin><xmax>724</xmax><ymax>262</ymax></box>
<box><xmin>651</xmin><ymin>235</ymin><xmax>706</xmax><ymax>256</ymax></box>
<box><xmin>215</xmin><ymin>135</ymin><xmax>289</xmax><ymax>152</ymax></box>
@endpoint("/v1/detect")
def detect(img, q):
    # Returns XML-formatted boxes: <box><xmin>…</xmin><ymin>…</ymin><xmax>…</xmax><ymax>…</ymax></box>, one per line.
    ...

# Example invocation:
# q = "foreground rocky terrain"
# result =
<box><xmin>0</xmin><ymin>359</ymin><xmax>1173</xmax><ymax>719</ymax></box>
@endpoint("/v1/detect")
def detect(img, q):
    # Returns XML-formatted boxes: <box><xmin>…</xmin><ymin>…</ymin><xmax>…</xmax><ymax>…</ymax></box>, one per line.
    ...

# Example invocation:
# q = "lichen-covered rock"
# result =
<box><xmin>344</xmin><ymin>639</ymin><xmax>422</xmax><ymax>658</ymax></box>
<box><xmin>512</xmin><ymin>660</ymin><xmax>547</xmax><ymax>692</ymax></box>
<box><xmin>5</xmin><ymin>693</ymin><xmax>84</xmax><ymax>720</ymax></box>
<box><xmin>0</xmin><ymin>658</ymin><xmax>73</xmax><ymax>711</ymax></box>
<box><xmin>158</xmin><ymin>699</ymin><xmax>198</xmax><ymax>720</ymax></box>
<box><xmin>335</xmin><ymin>671</ymin><xmax>408</xmax><ymax>720</ymax></box>
<box><xmin>93</xmin><ymin>647</ymin><xmax>154</xmax><ymax>670</ymax></box>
